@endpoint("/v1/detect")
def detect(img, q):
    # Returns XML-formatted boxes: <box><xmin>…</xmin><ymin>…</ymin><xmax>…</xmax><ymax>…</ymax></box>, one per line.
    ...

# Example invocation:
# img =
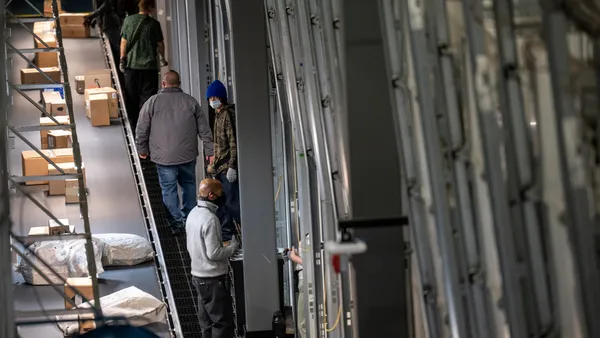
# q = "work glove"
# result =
<box><xmin>226</xmin><ymin>168</ymin><xmax>237</xmax><ymax>183</ymax></box>
<box><xmin>229</xmin><ymin>236</ymin><xmax>239</xmax><ymax>251</ymax></box>
<box><xmin>83</xmin><ymin>16</ymin><xmax>95</xmax><ymax>28</ymax></box>
<box><xmin>119</xmin><ymin>57</ymin><xmax>126</xmax><ymax>73</ymax></box>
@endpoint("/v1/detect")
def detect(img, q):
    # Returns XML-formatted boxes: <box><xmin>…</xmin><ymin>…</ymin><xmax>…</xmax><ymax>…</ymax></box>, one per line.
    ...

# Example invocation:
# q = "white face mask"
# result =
<box><xmin>210</xmin><ymin>100</ymin><xmax>222</xmax><ymax>110</ymax></box>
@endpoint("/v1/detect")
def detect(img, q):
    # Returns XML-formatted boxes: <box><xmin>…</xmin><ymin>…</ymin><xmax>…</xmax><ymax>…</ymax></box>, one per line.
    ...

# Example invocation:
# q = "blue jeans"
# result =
<box><xmin>216</xmin><ymin>172</ymin><xmax>241</xmax><ymax>242</ymax></box>
<box><xmin>156</xmin><ymin>160</ymin><xmax>197</xmax><ymax>227</ymax></box>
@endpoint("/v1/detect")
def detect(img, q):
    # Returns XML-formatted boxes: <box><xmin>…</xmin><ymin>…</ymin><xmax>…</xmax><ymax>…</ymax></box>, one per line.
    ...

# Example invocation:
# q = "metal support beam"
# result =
<box><xmin>230</xmin><ymin>0</ymin><xmax>280</xmax><ymax>332</ymax></box>
<box><xmin>0</xmin><ymin>0</ymin><xmax>14</xmax><ymax>335</ymax></box>
<box><xmin>342</xmin><ymin>1</ymin><xmax>408</xmax><ymax>337</ymax></box>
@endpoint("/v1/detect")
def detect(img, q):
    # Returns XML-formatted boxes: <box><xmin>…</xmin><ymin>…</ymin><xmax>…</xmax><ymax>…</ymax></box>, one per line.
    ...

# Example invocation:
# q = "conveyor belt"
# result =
<box><xmin>98</xmin><ymin>33</ymin><xmax>201</xmax><ymax>337</ymax></box>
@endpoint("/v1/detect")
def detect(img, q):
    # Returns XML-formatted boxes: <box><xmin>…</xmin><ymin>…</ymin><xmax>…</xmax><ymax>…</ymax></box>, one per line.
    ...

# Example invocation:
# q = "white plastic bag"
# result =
<box><xmin>93</xmin><ymin>233</ymin><xmax>154</xmax><ymax>266</ymax></box>
<box><xmin>15</xmin><ymin>238</ymin><xmax>105</xmax><ymax>285</ymax></box>
<box><xmin>56</xmin><ymin>286</ymin><xmax>167</xmax><ymax>335</ymax></box>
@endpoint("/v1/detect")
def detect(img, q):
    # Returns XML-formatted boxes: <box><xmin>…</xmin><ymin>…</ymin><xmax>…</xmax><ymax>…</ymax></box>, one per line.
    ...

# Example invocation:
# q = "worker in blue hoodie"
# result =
<box><xmin>206</xmin><ymin>80</ymin><xmax>240</xmax><ymax>243</ymax></box>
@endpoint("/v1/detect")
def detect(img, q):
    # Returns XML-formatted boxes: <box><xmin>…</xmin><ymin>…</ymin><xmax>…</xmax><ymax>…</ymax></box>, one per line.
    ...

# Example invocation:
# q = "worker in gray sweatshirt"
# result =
<box><xmin>186</xmin><ymin>178</ymin><xmax>239</xmax><ymax>338</ymax></box>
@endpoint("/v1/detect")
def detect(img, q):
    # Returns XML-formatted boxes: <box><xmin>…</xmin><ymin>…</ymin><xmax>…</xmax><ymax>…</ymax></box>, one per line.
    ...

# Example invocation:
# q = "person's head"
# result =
<box><xmin>199</xmin><ymin>178</ymin><xmax>226</xmax><ymax>207</ymax></box>
<box><xmin>206</xmin><ymin>80</ymin><xmax>228</xmax><ymax>110</ymax></box>
<box><xmin>162</xmin><ymin>70</ymin><xmax>180</xmax><ymax>88</ymax></box>
<box><xmin>138</xmin><ymin>0</ymin><xmax>155</xmax><ymax>13</ymax></box>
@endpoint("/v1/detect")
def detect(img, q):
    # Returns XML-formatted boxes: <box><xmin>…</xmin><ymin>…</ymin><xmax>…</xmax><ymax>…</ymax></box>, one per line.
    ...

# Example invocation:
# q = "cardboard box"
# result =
<box><xmin>79</xmin><ymin>314</ymin><xmax>96</xmax><ymax>334</ymax></box>
<box><xmin>75</xmin><ymin>76</ymin><xmax>85</xmax><ymax>94</ymax></box>
<box><xmin>26</xmin><ymin>223</ymin><xmax>74</xmax><ymax>245</ymax></box>
<box><xmin>59</xmin><ymin>13</ymin><xmax>87</xmax><ymax>26</ymax></box>
<box><xmin>47</xmin><ymin>130</ymin><xmax>72</xmax><ymax>149</ymax></box>
<box><xmin>20</xmin><ymin>67</ymin><xmax>61</xmax><ymax>85</ymax></box>
<box><xmin>48</xmin><ymin>218</ymin><xmax>71</xmax><ymax>235</ymax></box>
<box><xmin>65</xmin><ymin>179</ymin><xmax>79</xmax><ymax>204</ymax></box>
<box><xmin>86</xmin><ymin>93</ymin><xmax>110</xmax><ymax>127</ymax></box>
<box><xmin>62</xmin><ymin>25</ymin><xmax>90</xmax><ymax>39</ymax></box>
<box><xmin>84</xmin><ymin>69</ymin><xmax>112</xmax><ymax>89</ymax></box>
<box><xmin>33</xmin><ymin>21</ymin><xmax>54</xmax><ymax>35</ymax></box>
<box><xmin>85</xmin><ymin>87</ymin><xmax>118</xmax><ymax>118</ymax></box>
<box><xmin>43</xmin><ymin>0</ymin><xmax>62</xmax><ymax>16</ymax></box>
<box><xmin>64</xmin><ymin>277</ymin><xmax>93</xmax><ymax>310</ymax></box>
<box><xmin>21</xmin><ymin>148</ymin><xmax>74</xmax><ymax>185</ymax></box>
<box><xmin>40</xmin><ymin>116</ymin><xmax>70</xmax><ymax>149</ymax></box>
<box><xmin>42</xmin><ymin>91</ymin><xmax>66</xmax><ymax>116</ymax></box>
<box><xmin>48</xmin><ymin>162</ymin><xmax>86</xmax><ymax>196</ymax></box>
<box><xmin>34</xmin><ymin>32</ymin><xmax>58</xmax><ymax>68</ymax></box>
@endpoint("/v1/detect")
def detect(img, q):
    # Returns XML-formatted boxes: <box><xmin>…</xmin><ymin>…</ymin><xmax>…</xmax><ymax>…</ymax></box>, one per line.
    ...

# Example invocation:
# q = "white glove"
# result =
<box><xmin>226</xmin><ymin>168</ymin><xmax>237</xmax><ymax>183</ymax></box>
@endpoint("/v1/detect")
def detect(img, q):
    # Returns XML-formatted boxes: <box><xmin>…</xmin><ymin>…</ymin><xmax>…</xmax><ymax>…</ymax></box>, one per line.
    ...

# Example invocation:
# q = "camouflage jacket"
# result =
<box><xmin>210</xmin><ymin>104</ymin><xmax>237</xmax><ymax>175</ymax></box>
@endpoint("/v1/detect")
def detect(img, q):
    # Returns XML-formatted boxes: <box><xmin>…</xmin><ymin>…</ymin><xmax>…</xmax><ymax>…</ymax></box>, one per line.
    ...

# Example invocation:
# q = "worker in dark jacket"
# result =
<box><xmin>83</xmin><ymin>0</ymin><xmax>137</xmax><ymax>85</ymax></box>
<box><xmin>206</xmin><ymin>80</ymin><xmax>240</xmax><ymax>243</ymax></box>
<box><xmin>120</xmin><ymin>0</ymin><xmax>167</xmax><ymax>134</ymax></box>
<box><xmin>136</xmin><ymin>71</ymin><xmax>214</xmax><ymax>234</ymax></box>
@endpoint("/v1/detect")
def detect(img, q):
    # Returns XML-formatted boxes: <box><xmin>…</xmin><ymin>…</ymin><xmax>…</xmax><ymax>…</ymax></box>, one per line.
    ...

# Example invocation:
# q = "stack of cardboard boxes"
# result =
<box><xmin>33</xmin><ymin>20</ymin><xmax>58</xmax><ymax>68</ymax></box>
<box><xmin>82</xmin><ymin>69</ymin><xmax>118</xmax><ymax>126</ymax></box>
<box><xmin>27</xmin><ymin>218</ymin><xmax>75</xmax><ymax>244</ymax></box>
<box><xmin>59</xmin><ymin>13</ymin><xmax>90</xmax><ymax>38</ymax></box>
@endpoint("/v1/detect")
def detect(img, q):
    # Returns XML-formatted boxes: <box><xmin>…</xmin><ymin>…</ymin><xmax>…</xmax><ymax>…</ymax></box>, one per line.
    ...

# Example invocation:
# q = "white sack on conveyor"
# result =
<box><xmin>15</xmin><ymin>238</ymin><xmax>105</xmax><ymax>285</ymax></box>
<box><xmin>93</xmin><ymin>233</ymin><xmax>155</xmax><ymax>266</ymax></box>
<box><xmin>56</xmin><ymin>286</ymin><xmax>167</xmax><ymax>335</ymax></box>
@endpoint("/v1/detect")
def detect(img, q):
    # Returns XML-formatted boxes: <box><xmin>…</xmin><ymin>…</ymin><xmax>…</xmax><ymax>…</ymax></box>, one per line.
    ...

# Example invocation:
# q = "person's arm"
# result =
<box><xmin>120</xmin><ymin>18</ymin><xmax>129</xmax><ymax>59</ymax></box>
<box><xmin>194</xmin><ymin>103</ymin><xmax>214</xmax><ymax>156</ymax></box>
<box><xmin>156</xmin><ymin>22</ymin><xmax>166</xmax><ymax>60</ymax></box>
<box><xmin>203</xmin><ymin>218</ymin><xmax>236</xmax><ymax>261</ymax></box>
<box><xmin>85</xmin><ymin>0</ymin><xmax>107</xmax><ymax>22</ymax></box>
<box><xmin>135</xmin><ymin>97</ymin><xmax>154</xmax><ymax>156</ymax></box>
<box><xmin>289</xmin><ymin>247</ymin><xmax>303</xmax><ymax>265</ymax></box>
<box><xmin>224</xmin><ymin>111</ymin><xmax>237</xmax><ymax>170</ymax></box>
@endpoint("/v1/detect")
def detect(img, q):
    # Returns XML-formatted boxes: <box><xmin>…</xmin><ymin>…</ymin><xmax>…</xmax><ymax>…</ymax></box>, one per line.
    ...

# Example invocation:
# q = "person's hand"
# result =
<box><xmin>159</xmin><ymin>57</ymin><xmax>168</xmax><ymax>67</ymax></box>
<box><xmin>205</xmin><ymin>155</ymin><xmax>214</xmax><ymax>163</ymax></box>
<box><xmin>139</xmin><ymin>153</ymin><xmax>148</xmax><ymax>159</ymax></box>
<box><xmin>289</xmin><ymin>246</ymin><xmax>299</xmax><ymax>260</ymax></box>
<box><xmin>226</xmin><ymin>168</ymin><xmax>237</xmax><ymax>183</ymax></box>
<box><xmin>207</xmin><ymin>164</ymin><xmax>215</xmax><ymax>175</ymax></box>
<box><xmin>83</xmin><ymin>16</ymin><xmax>93</xmax><ymax>28</ymax></box>
<box><xmin>229</xmin><ymin>236</ymin><xmax>239</xmax><ymax>250</ymax></box>
<box><xmin>119</xmin><ymin>57</ymin><xmax>126</xmax><ymax>73</ymax></box>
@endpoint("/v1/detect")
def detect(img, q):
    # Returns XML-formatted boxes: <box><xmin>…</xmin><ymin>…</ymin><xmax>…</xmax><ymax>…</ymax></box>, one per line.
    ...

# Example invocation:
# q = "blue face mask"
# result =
<box><xmin>210</xmin><ymin>100</ymin><xmax>222</xmax><ymax>110</ymax></box>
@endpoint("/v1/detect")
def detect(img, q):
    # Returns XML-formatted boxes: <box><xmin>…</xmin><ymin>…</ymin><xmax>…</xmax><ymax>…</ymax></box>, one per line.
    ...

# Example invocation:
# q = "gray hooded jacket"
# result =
<box><xmin>135</xmin><ymin>87</ymin><xmax>214</xmax><ymax>166</ymax></box>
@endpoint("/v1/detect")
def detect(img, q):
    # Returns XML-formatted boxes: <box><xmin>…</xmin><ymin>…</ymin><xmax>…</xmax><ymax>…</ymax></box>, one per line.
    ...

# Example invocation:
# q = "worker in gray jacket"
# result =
<box><xmin>187</xmin><ymin>178</ymin><xmax>239</xmax><ymax>338</ymax></box>
<box><xmin>136</xmin><ymin>70</ymin><xmax>214</xmax><ymax>234</ymax></box>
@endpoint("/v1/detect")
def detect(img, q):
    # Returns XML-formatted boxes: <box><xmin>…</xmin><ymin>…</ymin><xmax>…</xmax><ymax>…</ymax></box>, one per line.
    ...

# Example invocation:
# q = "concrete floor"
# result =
<box><xmin>8</xmin><ymin>25</ymin><xmax>169</xmax><ymax>337</ymax></box>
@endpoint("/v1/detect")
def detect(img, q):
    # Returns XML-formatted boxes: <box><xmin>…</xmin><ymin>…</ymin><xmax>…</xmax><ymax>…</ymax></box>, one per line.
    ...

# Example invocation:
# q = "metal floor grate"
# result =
<box><xmin>140</xmin><ymin>159</ymin><xmax>204</xmax><ymax>337</ymax></box>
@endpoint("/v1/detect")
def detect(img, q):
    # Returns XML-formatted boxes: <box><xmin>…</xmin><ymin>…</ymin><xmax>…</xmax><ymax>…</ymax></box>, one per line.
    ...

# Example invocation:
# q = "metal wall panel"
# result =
<box><xmin>229</xmin><ymin>0</ymin><xmax>281</xmax><ymax>332</ymax></box>
<box><xmin>343</xmin><ymin>0</ymin><xmax>408</xmax><ymax>337</ymax></box>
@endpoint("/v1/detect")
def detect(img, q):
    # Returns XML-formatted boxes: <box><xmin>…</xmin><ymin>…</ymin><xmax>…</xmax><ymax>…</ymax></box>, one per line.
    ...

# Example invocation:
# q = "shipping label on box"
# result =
<box><xmin>84</xmin><ymin>69</ymin><xmax>112</xmax><ymax>89</ymax></box>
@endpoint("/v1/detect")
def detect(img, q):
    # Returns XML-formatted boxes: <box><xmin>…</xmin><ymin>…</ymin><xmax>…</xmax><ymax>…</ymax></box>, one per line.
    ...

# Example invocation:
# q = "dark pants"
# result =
<box><xmin>124</xmin><ymin>68</ymin><xmax>159</xmax><ymax>134</ymax></box>
<box><xmin>104</xmin><ymin>27</ymin><xmax>125</xmax><ymax>89</ymax></box>
<box><xmin>192</xmin><ymin>275</ymin><xmax>235</xmax><ymax>338</ymax></box>
<box><xmin>216</xmin><ymin>172</ymin><xmax>241</xmax><ymax>242</ymax></box>
<box><xmin>156</xmin><ymin>160</ymin><xmax>197</xmax><ymax>228</ymax></box>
